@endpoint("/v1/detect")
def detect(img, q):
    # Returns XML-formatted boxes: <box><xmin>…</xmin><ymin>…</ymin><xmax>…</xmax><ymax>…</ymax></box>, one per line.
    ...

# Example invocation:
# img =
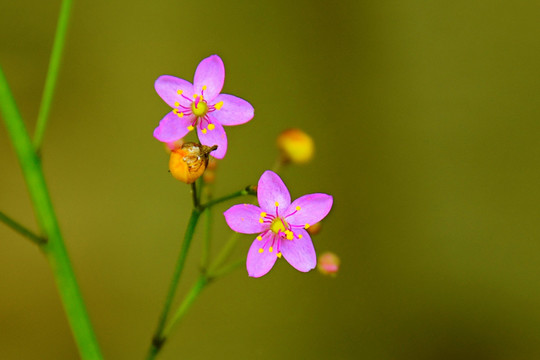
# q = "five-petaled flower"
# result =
<box><xmin>153</xmin><ymin>55</ymin><xmax>254</xmax><ymax>159</ymax></box>
<box><xmin>224</xmin><ymin>171</ymin><xmax>333</xmax><ymax>277</ymax></box>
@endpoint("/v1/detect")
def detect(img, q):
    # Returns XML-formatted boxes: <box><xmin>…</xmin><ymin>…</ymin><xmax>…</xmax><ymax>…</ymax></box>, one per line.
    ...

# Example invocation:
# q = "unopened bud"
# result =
<box><xmin>276</xmin><ymin>128</ymin><xmax>314</xmax><ymax>164</ymax></box>
<box><xmin>169</xmin><ymin>143</ymin><xmax>217</xmax><ymax>184</ymax></box>
<box><xmin>306</xmin><ymin>222</ymin><xmax>322</xmax><ymax>236</ymax></box>
<box><xmin>317</xmin><ymin>252</ymin><xmax>340</xmax><ymax>276</ymax></box>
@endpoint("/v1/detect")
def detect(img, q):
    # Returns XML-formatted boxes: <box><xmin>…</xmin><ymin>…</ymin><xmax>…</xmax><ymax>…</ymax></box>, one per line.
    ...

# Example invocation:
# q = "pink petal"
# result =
<box><xmin>224</xmin><ymin>204</ymin><xmax>268</xmax><ymax>234</ymax></box>
<box><xmin>285</xmin><ymin>194</ymin><xmax>333</xmax><ymax>227</ymax></box>
<box><xmin>197</xmin><ymin>117</ymin><xmax>227</xmax><ymax>159</ymax></box>
<box><xmin>153</xmin><ymin>112</ymin><xmax>195</xmax><ymax>142</ymax></box>
<box><xmin>280</xmin><ymin>229</ymin><xmax>316</xmax><ymax>272</ymax></box>
<box><xmin>155</xmin><ymin>75</ymin><xmax>194</xmax><ymax>108</ymax></box>
<box><xmin>246</xmin><ymin>233</ymin><xmax>279</xmax><ymax>278</ymax></box>
<box><xmin>193</xmin><ymin>55</ymin><xmax>224</xmax><ymax>102</ymax></box>
<box><xmin>257</xmin><ymin>171</ymin><xmax>291</xmax><ymax>214</ymax></box>
<box><xmin>211</xmin><ymin>94</ymin><xmax>254</xmax><ymax>126</ymax></box>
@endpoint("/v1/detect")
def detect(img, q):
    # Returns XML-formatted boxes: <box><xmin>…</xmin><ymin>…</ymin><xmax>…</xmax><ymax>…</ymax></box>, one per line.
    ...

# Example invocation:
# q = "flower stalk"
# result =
<box><xmin>0</xmin><ymin>67</ymin><xmax>102</xmax><ymax>360</ymax></box>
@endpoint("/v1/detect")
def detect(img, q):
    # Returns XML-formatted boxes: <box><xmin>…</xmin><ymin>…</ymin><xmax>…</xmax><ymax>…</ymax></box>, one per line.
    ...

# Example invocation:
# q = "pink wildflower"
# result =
<box><xmin>153</xmin><ymin>55</ymin><xmax>254</xmax><ymax>159</ymax></box>
<box><xmin>224</xmin><ymin>171</ymin><xmax>333</xmax><ymax>277</ymax></box>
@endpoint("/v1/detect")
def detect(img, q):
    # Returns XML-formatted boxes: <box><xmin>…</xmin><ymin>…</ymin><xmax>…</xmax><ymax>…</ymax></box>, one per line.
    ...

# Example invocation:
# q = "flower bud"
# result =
<box><xmin>306</xmin><ymin>222</ymin><xmax>322</xmax><ymax>236</ymax></box>
<box><xmin>169</xmin><ymin>143</ymin><xmax>217</xmax><ymax>184</ymax></box>
<box><xmin>276</xmin><ymin>128</ymin><xmax>315</xmax><ymax>164</ymax></box>
<box><xmin>317</xmin><ymin>252</ymin><xmax>340</xmax><ymax>276</ymax></box>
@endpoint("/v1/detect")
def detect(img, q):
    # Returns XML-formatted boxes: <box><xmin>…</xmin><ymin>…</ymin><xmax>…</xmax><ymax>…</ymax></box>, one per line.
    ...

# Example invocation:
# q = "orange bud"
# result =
<box><xmin>169</xmin><ymin>143</ymin><xmax>217</xmax><ymax>184</ymax></box>
<box><xmin>276</xmin><ymin>128</ymin><xmax>315</xmax><ymax>164</ymax></box>
<box><xmin>317</xmin><ymin>252</ymin><xmax>340</xmax><ymax>276</ymax></box>
<box><xmin>306</xmin><ymin>222</ymin><xmax>322</xmax><ymax>236</ymax></box>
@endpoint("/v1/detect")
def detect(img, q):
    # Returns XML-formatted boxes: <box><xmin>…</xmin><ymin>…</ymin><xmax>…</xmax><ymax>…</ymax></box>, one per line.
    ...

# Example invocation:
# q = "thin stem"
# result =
<box><xmin>201</xmin><ymin>186</ymin><xmax>256</xmax><ymax>211</ymax></box>
<box><xmin>208</xmin><ymin>231</ymin><xmax>241</xmax><ymax>274</ymax></box>
<box><xmin>209</xmin><ymin>258</ymin><xmax>244</xmax><ymax>279</ymax></box>
<box><xmin>0</xmin><ymin>67</ymin><xmax>102</xmax><ymax>359</ymax></box>
<box><xmin>33</xmin><ymin>0</ymin><xmax>74</xmax><ymax>151</ymax></box>
<box><xmin>162</xmin><ymin>275</ymin><xmax>209</xmax><ymax>339</ymax></box>
<box><xmin>191</xmin><ymin>182</ymin><xmax>199</xmax><ymax>209</ymax></box>
<box><xmin>147</xmin><ymin>208</ymin><xmax>201</xmax><ymax>359</ymax></box>
<box><xmin>0</xmin><ymin>210</ymin><xmax>46</xmax><ymax>246</ymax></box>
<box><xmin>200</xmin><ymin>206</ymin><xmax>212</xmax><ymax>271</ymax></box>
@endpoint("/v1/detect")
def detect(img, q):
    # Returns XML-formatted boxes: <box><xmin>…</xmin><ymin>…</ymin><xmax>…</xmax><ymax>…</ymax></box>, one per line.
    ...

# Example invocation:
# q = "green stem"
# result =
<box><xmin>162</xmin><ymin>275</ymin><xmax>209</xmax><ymax>339</ymax></box>
<box><xmin>200</xmin><ymin>206</ymin><xmax>212</xmax><ymax>271</ymax></box>
<box><xmin>201</xmin><ymin>186</ymin><xmax>255</xmax><ymax>211</ymax></box>
<box><xmin>191</xmin><ymin>182</ymin><xmax>199</xmax><ymax>209</ymax></box>
<box><xmin>208</xmin><ymin>232</ymin><xmax>240</xmax><ymax>274</ymax></box>
<box><xmin>147</xmin><ymin>208</ymin><xmax>201</xmax><ymax>359</ymax></box>
<box><xmin>0</xmin><ymin>210</ymin><xmax>46</xmax><ymax>246</ymax></box>
<box><xmin>0</xmin><ymin>67</ymin><xmax>102</xmax><ymax>359</ymax></box>
<box><xmin>209</xmin><ymin>258</ymin><xmax>244</xmax><ymax>279</ymax></box>
<box><xmin>33</xmin><ymin>0</ymin><xmax>73</xmax><ymax>151</ymax></box>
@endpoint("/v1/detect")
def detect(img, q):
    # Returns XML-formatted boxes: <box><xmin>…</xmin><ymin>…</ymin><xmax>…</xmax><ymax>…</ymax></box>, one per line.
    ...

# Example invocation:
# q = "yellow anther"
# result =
<box><xmin>257</xmin><ymin>236</ymin><xmax>262</xmax><ymax>241</ymax></box>
<box><xmin>298</xmin><ymin>234</ymin><xmax>303</xmax><ymax>239</ymax></box>
<box><xmin>208</xmin><ymin>123</ymin><xmax>215</xmax><ymax>130</ymax></box>
<box><xmin>177</xmin><ymin>90</ymin><xmax>183</xmax><ymax>95</ymax></box>
<box><xmin>259</xmin><ymin>218</ymin><xmax>264</xmax><ymax>224</ymax></box>
<box><xmin>275</xmin><ymin>201</ymin><xmax>279</xmax><ymax>207</ymax></box>
<box><xmin>304</xmin><ymin>223</ymin><xmax>310</xmax><ymax>229</ymax></box>
<box><xmin>202</xmin><ymin>85</ymin><xmax>207</xmax><ymax>90</ymax></box>
<box><xmin>269</xmin><ymin>247</ymin><xmax>273</xmax><ymax>253</ymax></box>
<box><xmin>174</xmin><ymin>101</ymin><xmax>180</xmax><ymax>107</ymax></box>
<box><xmin>187</xmin><ymin>125</ymin><xmax>194</xmax><ymax>131</ymax></box>
<box><xmin>173</xmin><ymin>109</ymin><xmax>178</xmax><ymax>114</ymax></box>
<box><xmin>295</xmin><ymin>206</ymin><xmax>301</xmax><ymax>211</ymax></box>
<box><xmin>286</xmin><ymin>231</ymin><xmax>294</xmax><ymax>240</ymax></box>
<box><xmin>277</xmin><ymin>252</ymin><xmax>282</xmax><ymax>258</ymax></box>
<box><xmin>178</xmin><ymin>112</ymin><xmax>184</xmax><ymax>118</ymax></box>
<box><xmin>214</xmin><ymin>101</ymin><xmax>224</xmax><ymax>110</ymax></box>
<box><xmin>193</xmin><ymin>94</ymin><xmax>198</xmax><ymax>99</ymax></box>
<box><xmin>260</xmin><ymin>212</ymin><xmax>267</xmax><ymax>217</ymax></box>
<box><xmin>258</xmin><ymin>248</ymin><xmax>264</xmax><ymax>253</ymax></box>
<box><xmin>202</xmin><ymin>128</ymin><xmax>207</xmax><ymax>134</ymax></box>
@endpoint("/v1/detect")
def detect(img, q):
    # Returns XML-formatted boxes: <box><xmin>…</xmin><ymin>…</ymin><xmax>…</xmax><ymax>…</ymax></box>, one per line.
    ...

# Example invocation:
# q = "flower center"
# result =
<box><xmin>191</xmin><ymin>97</ymin><xmax>208</xmax><ymax>117</ymax></box>
<box><xmin>270</xmin><ymin>217</ymin><xmax>288</xmax><ymax>235</ymax></box>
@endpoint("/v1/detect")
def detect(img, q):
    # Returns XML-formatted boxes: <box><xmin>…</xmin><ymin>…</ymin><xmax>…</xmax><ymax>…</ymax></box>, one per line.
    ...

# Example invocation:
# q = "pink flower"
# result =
<box><xmin>153</xmin><ymin>55</ymin><xmax>254</xmax><ymax>159</ymax></box>
<box><xmin>224</xmin><ymin>171</ymin><xmax>333</xmax><ymax>277</ymax></box>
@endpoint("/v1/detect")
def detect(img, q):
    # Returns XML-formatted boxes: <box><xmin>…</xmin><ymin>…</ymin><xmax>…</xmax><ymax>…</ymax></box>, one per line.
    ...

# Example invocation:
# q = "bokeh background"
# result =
<box><xmin>2</xmin><ymin>1</ymin><xmax>540</xmax><ymax>359</ymax></box>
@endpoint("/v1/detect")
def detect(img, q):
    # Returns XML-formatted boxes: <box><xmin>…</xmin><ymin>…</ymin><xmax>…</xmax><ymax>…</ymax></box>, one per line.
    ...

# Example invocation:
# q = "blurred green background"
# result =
<box><xmin>2</xmin><ymin>0</ymin><xmax>540</xmax><ymax>359</ymax></box>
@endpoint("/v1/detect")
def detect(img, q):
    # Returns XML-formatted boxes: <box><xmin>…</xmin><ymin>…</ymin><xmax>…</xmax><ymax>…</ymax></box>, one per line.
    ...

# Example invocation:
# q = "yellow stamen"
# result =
<box><xmin>257</xmin><ymin>236</ymin><xmax>262</xmax><ymax>241</ymax></box>
<box><xmin>214</xmin><ymin>101</ymin><xmax>224</xmax><ymax>110</ymax></box>
<box><xmin>258</xmin><ymin>248</ymin><xmax>264</xmax><ymax>253</ymax></box>
<box><xmin>202</xmin><ymin>128</ymin><xmax>207</xmax><ymax>134</ymax></box>
<box><xmin>298</xmin><ymin>234</ymin><xmax>303</xmax><ymax>239</ymax></box>
<box><xmin>187</xmin><ymin>125</ymin><xmax>194</xmax><ymax>131</ymax></box>
<box><xmin>259</xmin><ymin>218</ymin><xmax>264</xmax><ymax>224</ymax></box>
<box><xmin>174</xmin><ymin>101</ymin><xmax>180</xmax><ymax>107</ymax></box>
<box><xmin>275</xmin><ymin>201</ymin><xmax>279</xmax><ymax>207</ymax></box>
<box><xmin>178</xmin><ymin>112</ymin><xmax>184</xmax><ymax>118</ymax></box>
<box><xmin>260</xmin><ymin>212</ymin><xmax>267</xmax><ymax>217</ymax></box>
<box><xmin>202</xmin><ymin>85</ymin><xmax>207</xmax><ymax>90</ymax></box>
<box><xmin>193</xmin><ymin>94</ymin><xmax>198</xmax><ymax>99</ymax></box>
<box><xmin>208</xmin><ymin>123</ymin><xmax>215</xmax><ymax>130</ymax></box>
<box><xmin>177</xmin><ymin>90</ymin><xmax>183</xmax><ymax>95</ymax></box>
<box><xmin>173</xmin><ymin>109</ymin><xmax>178</xmax><ymax>114</ymax></box>
<box><xmin>295</xmin><ymin>206</ymin><xmax>301</xmax><ymax>211</ymax></box>
<box><xmin>286</xmin><ymin>231</ymin><xmax>294</xmax><ymax>240</ymax></box>
<box><xmin>304</xmin><ymin>223</ymin><xmax>310</xmax><ymax>229</ymax></box>
<box><xmin>269</xmin><ymin>247</ymin><xmax>273</xmax><ymax>253</ymax></box>
<box><xmin>277</xmin><ymin>252</ymin><xmax>282</xmax><ymax>258</ymax></box>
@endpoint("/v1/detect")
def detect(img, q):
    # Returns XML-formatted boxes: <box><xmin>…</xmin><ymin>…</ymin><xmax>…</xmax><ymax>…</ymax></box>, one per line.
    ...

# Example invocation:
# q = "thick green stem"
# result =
<box><xmin>146</xmin><ymin>208</ymin><xmax>201</xmax><ymax>359</ymax></box>
<box><xmin>0</xmin><ymin>67</ymin><xmax>102</xmax><ymax>359</ymax></box>
<box><xmin>33</xmin><ymin>0</ymin><xmax>73</xmax><ymax>151</ymax></box>
<box><xmin>0</xmin><ymin>210</ymin><xmax>46</xmax><ymax>246</ymax></box>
